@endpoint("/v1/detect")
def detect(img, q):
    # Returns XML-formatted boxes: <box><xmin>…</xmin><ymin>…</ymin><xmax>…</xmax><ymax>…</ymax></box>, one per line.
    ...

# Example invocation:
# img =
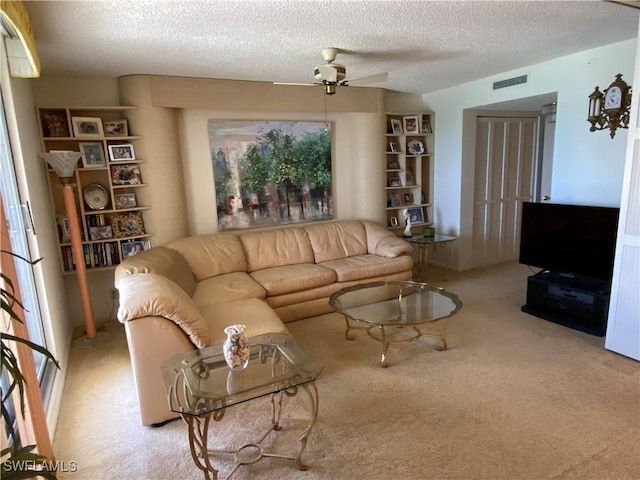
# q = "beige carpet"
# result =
<box><xmin>52</xmin><ymin>261</ymin><xmax>640</xmax><ymax>480</ymax></box>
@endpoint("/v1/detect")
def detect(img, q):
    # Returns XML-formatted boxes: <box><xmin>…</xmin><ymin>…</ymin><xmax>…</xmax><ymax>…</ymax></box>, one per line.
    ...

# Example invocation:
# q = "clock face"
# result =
<box><xmin>604</xmin><ymin>86</ymin><xmax>622</xmax><ymax>110</ymax></box>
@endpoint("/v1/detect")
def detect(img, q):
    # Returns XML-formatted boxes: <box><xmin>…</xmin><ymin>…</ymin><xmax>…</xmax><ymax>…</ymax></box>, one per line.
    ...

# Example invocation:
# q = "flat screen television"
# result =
<box><xmin>519</xmin><ymin>202</ymin><xmax>620</xmax><ymax>282</ymax></box>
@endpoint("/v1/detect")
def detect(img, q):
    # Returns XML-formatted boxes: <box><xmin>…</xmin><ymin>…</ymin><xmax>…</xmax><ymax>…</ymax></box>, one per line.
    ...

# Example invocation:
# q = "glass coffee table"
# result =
<box><xmin>329</xmin><ymin>281</ymin><xmax>462</xmax><ymax>367</ymax></box>
<box><xmin>162</xmin><ymin>333</ymin><xmax>323</xmax><ymax>480</ymax></box>
<box><xmin>406</xmin><ymin>234</ymin><xmax>457</xmax><ymax>280</ymax></box>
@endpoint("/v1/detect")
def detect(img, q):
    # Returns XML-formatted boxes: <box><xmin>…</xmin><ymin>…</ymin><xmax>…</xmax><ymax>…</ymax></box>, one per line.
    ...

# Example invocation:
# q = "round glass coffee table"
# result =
<box><xmin>329</xmin><ymin>281</ymin><xmax>462</xmax><ymax>367</ymax></box>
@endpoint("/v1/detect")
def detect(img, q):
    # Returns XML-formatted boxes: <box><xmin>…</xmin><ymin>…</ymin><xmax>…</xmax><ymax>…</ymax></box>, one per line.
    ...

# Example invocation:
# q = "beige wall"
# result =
<box><xmin>118</xmin><ymin>75</ymin><xmax>419</xmax><ymax>238</ymax></box>
<box><xmin>29</xmin><ymin>74</ymin><xmax>422</xmax><ymax>328</ymax></box>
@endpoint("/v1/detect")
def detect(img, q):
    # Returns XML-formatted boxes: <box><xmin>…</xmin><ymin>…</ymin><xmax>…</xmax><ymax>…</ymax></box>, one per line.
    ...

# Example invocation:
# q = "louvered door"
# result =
<box><xmin>473</xmin><ymin>117</ymin><xmax>537</xmax><ymax>267</ymax></box>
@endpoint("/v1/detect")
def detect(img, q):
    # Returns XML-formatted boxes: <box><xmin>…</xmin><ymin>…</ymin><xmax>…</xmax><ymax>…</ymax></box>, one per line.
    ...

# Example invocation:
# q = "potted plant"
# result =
<box><xmin>1</xmin><ymin>251</ymin><xmax>59</xmax><ymax>479</ymax></box>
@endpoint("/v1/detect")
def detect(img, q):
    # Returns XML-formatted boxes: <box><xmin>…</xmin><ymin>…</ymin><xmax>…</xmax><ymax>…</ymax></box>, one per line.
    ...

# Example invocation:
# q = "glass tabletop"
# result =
<box><xmin>161</xmin><ymin>333</ymin><xmax>323</xmax><ymax>416</ymax></box>
<box><xmin>406</xmin><ymin>234</ymin><xmax>457</xmax><ymax>245</ymax></box>
<box><xmin>329</xmin><ymin>281</ymin><xmax>462</xmax><ymax>327</ymax></box>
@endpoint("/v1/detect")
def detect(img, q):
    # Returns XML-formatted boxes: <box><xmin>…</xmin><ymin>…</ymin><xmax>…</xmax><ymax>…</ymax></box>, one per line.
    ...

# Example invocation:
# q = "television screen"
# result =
<box><xmin>519</xmin><ymin>202</ymin><xmax>620</xmax><ymax>281</ymax></box>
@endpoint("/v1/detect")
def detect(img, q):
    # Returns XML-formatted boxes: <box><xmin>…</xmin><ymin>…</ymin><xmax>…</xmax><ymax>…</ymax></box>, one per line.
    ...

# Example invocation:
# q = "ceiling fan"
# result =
<box><xmin>276</xmin><ymin>47</ymin><xmax>388</xmax><ymax>95</ymax></box>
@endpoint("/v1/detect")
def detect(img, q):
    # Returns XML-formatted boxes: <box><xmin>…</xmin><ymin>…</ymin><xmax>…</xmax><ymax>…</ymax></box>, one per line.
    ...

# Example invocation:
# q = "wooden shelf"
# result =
<box><xmin>38</xmin><ymin>106</ymin><xmax>154</xmax><ymax>273</ymax></box>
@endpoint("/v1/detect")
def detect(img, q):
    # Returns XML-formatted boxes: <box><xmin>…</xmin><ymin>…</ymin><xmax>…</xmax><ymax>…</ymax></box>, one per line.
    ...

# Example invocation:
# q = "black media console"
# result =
<box><xmin>521</xmin><ymin>270</ymin><xmax>611</xmax><ymax>336</ymax></box>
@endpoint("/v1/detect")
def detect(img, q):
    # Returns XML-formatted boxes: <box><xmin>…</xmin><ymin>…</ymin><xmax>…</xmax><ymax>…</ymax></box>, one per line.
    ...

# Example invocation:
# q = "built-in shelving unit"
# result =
<box><xmin>37</xmin><ymin>106</ymin><xmax>153</xmax><ymax>274</ymax></box>
<box><xmin>384</xmin><ymin>112</ymin><xmax>435</xmax><ymax>234</ymax></box>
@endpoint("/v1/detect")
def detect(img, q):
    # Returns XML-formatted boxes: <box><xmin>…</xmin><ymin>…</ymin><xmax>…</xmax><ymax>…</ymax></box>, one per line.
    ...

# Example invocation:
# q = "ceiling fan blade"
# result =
<box><xmin>346</xmin><ymin>72</ymin><xmax>388</xmax><ymax>86</ymax></box>
<box><xmin>273</xmin><ymin>82</ymin><xmax>318</xmax><ymax>86</ymax></box>
<box><xmin>317</xmin><ymin>65</ymin><xmax>338</xmax><ymax>83</ymax></box>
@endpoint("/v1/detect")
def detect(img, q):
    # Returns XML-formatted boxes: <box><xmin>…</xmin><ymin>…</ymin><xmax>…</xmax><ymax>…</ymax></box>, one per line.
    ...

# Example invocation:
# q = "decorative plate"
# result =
<box><xmin>407</xmin><ymin>140</ymin><xmax>424</xmax><ymax>155</ymax></box>
<box><xmin>83</xmin><ymin>184</ymin><xmax>109</xmax><ymax>210</ymax></box>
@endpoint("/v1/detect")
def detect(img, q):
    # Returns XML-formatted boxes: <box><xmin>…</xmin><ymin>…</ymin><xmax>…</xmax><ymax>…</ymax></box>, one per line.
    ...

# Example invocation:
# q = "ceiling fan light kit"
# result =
<box><xmin>277</xmin><ymin>47</ymin><xmax>388</xmax><ymax>96</ymax></box>
<box><xmin>587</xmin><ymin>73</ymin><xmax>632</xmax><ymax>139</ymax></box>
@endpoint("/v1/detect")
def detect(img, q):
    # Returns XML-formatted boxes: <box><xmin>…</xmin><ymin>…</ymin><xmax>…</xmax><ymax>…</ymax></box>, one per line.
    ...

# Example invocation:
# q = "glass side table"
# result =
<box><xmin>162</xmin><ymin>333</ymin><xmax>323</xmax><ymax>480</ymax></box>
<box><xmin>406</xmin><ymin>234</ymin><xmax>457</xmax><ymax>280</ymax></box>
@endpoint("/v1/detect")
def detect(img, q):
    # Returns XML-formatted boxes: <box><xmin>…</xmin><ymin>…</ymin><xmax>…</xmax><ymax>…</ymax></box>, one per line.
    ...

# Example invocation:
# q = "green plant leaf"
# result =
<box><xmin>1</xmin><ymin>445</ymin><xmax>58</xmax><ymax>479</ymax></box>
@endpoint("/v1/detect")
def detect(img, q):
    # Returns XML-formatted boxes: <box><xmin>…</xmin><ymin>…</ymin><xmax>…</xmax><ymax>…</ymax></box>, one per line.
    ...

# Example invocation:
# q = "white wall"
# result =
<box><xmin>423</xmin><ymin>39</ymin><xmax>637</xmax><ymax>270</ymax></box>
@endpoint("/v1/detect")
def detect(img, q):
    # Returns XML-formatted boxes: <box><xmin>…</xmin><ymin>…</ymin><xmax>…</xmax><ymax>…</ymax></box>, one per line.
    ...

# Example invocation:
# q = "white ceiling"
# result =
<box><xmin>25</xmin><ymin>0</ymin><xmax>639</xmax><ymax>97</ymax></box>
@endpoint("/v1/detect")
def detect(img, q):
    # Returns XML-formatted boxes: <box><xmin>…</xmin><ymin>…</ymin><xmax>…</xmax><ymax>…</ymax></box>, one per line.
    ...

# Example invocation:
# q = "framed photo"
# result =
<box><xmin>56</xmin><ymin>213</ymin><xmax>71</xmax><ymax>243</ymax></box>
<box><xmin>122</xmin><ymin>240</ymin><xmax>149</xmax><ymax>258</ymax></box>
<box><xmin>43</xmin><ymin>111</ymin><xmax>69</xmax><ymax>137</ymax></box>
<box><xmin>388</xmin><ymin>177</ymin><xmax>402</xmax><ymax>187</ymax></box>
<box><xmin>79</xmin><ymin>142</ymin><xmax>106</xmax><ymax>168</ymax></box>
<box><xmin>114</xmin><ymin>192</ymin><xmax>137</xmax><ymax>209</ymax></box>
<box><xmin>403</xmin><ymin>115</ymin><xmax>420</xmax><ymax>135</ymax></box>
<box><xmin>111</xmin><ymin>212</ymin><xmax>145</xmax><ymax>238</ymax></box>
<box><xmin>71</xmin><ymin>116</ymin><xmax>104</xmax><ymax>138</ymax></box>
<box><xmin>390</xmin><ymin>119</ymin><xmax>403</xmax><ymax>134</ymax></box>
<box><xmin>104</xmin><ymin>119</ymin><xmax>128</xmax><ymax>136</ymax></box>
<box><xmin>389</xmin><ymin>216</ymin><xmax>398</xmax><ymax>227</ymax></box>
<box><xmin>388</xmin><ymin>142</ymin><xmax>399</xmax><ymax>153</ymax></box>
<box><xmin>108</xmin><ymin>143</ymin><xmax>136</xmax><ymax>161</ymax></box>
<box><xmin>388</xmin><ymin>193</ymin><xmax>401</xmax><ymax>207</ymax></box>
<box><xmin>405</xmin><ymin>207</ymin><xmax>425</xmax><ymax>224</ymax></box>
<box><xmin>422</xmin><ymin>118</ymin><xmax>432</xmax><ymax>134</ymax></box>
<box><xmin>405</xmin><ymin>170</ymin><xmax>416</xmax><ymax>186</ymax></box>
<box><xmin>111</xmin><ymin>163</ymin><xmax>142</xmax><ymax>185</ymax></box>
<box><xmin>89</xmin><ymin>225</ymin><xmax>113</xmax><ymax>241</ymax></box>
<box><xmin>403</xmin><ymin>192</ymin><xmax>414</xmax><ymax>205</ymax></box>
<box><xmin>387</xmin><ymin>159</ymin><xmax>400</xmax><ymax>170</ymax></box>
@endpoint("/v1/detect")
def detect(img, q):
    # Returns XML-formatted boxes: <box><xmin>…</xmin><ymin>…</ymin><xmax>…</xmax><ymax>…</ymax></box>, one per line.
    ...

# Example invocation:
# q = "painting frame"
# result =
<box><xmin>208</xmin><ymin>119</ymin><xmax>333</xmax><ymax>232</ymax></box>
<box><xmin>71</xmin><ymin>116</ymin><xmax>104</xmax><ymax>138</ymax></box>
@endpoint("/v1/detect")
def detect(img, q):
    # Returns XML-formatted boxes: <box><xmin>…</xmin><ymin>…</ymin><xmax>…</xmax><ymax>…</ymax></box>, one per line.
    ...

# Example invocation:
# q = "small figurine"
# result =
<box><xmin>403</xmin><ymin>212</ymin><xmax>412</xmax><ymax>237</ymax></box>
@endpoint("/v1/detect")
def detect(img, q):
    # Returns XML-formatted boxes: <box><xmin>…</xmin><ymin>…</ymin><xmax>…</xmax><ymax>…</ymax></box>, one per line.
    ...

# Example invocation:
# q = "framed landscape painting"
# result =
<box><xmin>208</xmin><ymin>120</ymin><xmax>333</xmax><ymax>231</ymax></box>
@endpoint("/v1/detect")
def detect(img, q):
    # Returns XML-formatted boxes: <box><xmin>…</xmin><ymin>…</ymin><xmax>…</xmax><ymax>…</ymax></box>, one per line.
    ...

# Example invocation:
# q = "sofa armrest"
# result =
<box><xmin>363</xmin><ymin>221</ymin><xmax>413</xmax><ymax>258</ymax></box>
<box><xmin>373</xmin><ymin>235</ymin><xmax>414</xmax><ymax>258</ymax></box>
<box><xmin>117</xmin><ymin>273</ymin><xmax>210</xmax><ymax>348</ymax></box>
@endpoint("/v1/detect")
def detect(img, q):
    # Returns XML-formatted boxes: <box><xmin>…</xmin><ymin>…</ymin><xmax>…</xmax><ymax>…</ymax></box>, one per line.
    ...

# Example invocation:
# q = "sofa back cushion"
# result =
<box><xmin>114</xmin><ymin>246</ymin><xmax>196</xmax><ymax>297</ymax></box>
<box><xmin>239</xmin><ymin>227</ymin><xmax>314</xmax><ymax>272</ymax></box>
<box><xmin>165</xmin><ymin>233</ymin><xmax>247</xmax><ymax>281</ymax></box>
<box><xmin>304</xmin><ymin>220</ymin><xmax>368</xmax><ymax>263</ymax></box>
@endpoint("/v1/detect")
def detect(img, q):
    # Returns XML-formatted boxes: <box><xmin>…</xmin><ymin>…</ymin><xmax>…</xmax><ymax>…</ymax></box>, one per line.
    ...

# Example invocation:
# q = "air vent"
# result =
<box><xmin>493</xmin><ymin>74</ymin><xmax>528</xmax><ymax>90</ymax></box>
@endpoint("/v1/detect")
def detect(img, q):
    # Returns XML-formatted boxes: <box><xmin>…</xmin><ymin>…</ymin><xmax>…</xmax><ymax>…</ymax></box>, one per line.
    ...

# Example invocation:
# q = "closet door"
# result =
<box><xmin>473</xmin><ymin>117</ymin><xmax>537</xmax><ymax>267</ymax></box>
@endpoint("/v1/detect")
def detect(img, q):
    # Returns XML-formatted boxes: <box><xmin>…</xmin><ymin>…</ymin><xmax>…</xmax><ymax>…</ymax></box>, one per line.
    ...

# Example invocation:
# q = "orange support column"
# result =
<box><xmin>60</xmin><ymin>177</ymin><xmax>96</xmax><ymax>338</ymax></box>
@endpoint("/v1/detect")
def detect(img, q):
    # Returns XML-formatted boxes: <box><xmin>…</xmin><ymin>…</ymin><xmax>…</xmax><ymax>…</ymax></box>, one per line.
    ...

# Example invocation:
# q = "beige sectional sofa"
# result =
<box><xmin>115</xmin><ymin>220</ymin><xmax>414</xmax><ymax>425</ymax></box>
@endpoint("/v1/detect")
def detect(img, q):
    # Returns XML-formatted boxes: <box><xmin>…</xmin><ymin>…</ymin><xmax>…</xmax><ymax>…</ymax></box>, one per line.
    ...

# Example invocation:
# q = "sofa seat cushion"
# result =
<box><xmin>192</xmin><ymin>272</ymin><xmax>266</xmax><ymax>311</ymax></box>
<box><xmin>320</xmin><ymin>254</ymin><xmax>414</xmax><ymax>282</ymax></box>
<box><xmin>117</xmin><ymin>273</ymin><xmax>210</xmax><ymax>348</ymax></box>
<box><xmin>250</xmin><ymin>263</ymin><xmax>336</xmax><ymax>296</ymax></box>
<box><xmin>201</xmin><ymin>298</ymin><xmax>289</xmax><ymax>345</ymax></box>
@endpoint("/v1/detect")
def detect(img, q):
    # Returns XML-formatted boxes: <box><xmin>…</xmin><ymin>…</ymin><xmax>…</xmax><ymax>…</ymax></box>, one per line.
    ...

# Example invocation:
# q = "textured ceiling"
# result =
<box><xmin>25</xmin><ymin>0</ymin><xmax>639</xmax><ymax>96</ymax></box>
